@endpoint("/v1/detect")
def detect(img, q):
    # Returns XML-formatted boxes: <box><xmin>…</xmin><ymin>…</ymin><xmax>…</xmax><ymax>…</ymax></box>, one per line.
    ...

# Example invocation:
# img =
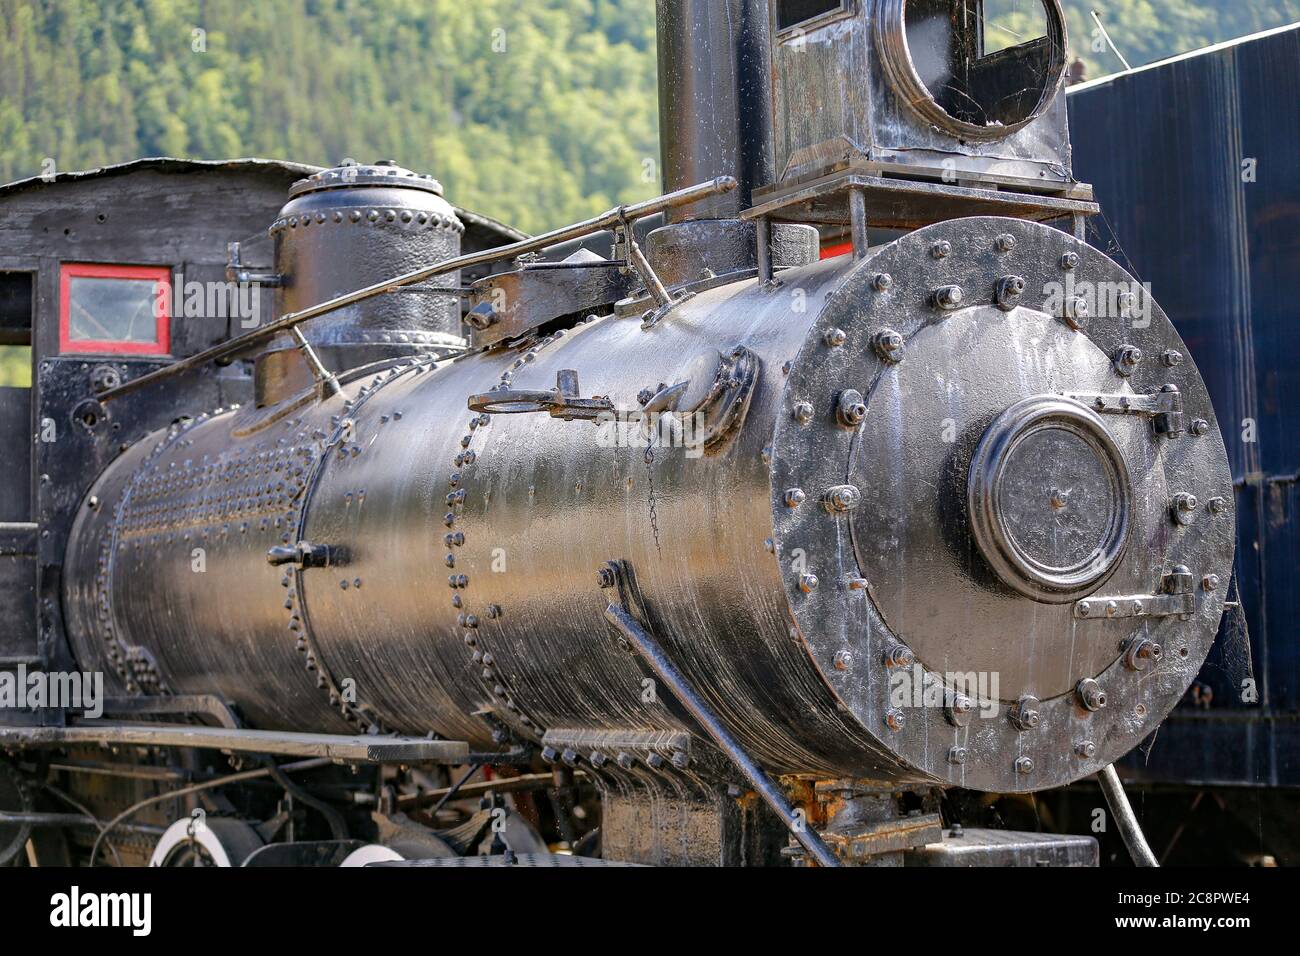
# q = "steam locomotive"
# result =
<box><xmin>0</xmin><ymin>1</ymin><xmax>1248</xmax><ymax>867</ymax></box>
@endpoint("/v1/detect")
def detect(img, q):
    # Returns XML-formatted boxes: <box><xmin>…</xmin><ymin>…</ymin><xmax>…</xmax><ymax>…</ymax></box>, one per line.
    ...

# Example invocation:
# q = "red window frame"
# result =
<box><xmin>59</xmin><ymin>262</ymin><xmax>172</xmax><ymax>356</ymax></box>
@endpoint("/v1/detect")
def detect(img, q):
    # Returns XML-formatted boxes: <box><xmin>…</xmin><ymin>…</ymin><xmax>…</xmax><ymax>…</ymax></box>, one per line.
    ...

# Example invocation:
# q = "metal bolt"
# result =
<box><xmin>1202</xmin><ymin>574</ymin><xmax>1220</xmax><ymax>591</ymax></box>
<box><xmin>792</xmin><ymin>401</ymin><xmax>814</xmax><ymax>424</ymax></box>
<box><xmin>1160</xmin><ymin>349</ymin><xmax>1184</xmax><ymax>367</ymax></box>
<box><xmin>883</xmin><ymin>643</ymin><xmax>915</xmax><ymax>668</ymax></box>
<box><xmin>824</xmin><ymin>328</ymin><xmax>847</xmax><ymax>347</ymax></box>
<box><xmin>646</xmin><ymin>753</ymin><xmax>665</xmax><ymax>770</ymax></box>
<box><xmin>847</xmin><ymin>575</ymin><xmax>868</xmax><ymax>591</ymax></box>
<box><xmin>930</xmin><ymin>240</ymin><xmax>951</xmax><ymax>259</ymax></box>
<box><xmin>1077</xmin><ymin>678</ymin><xmax>1107</xmax><ymax>712</ymax></box>
<box><xmin>1063</xmin><ymin>296</ymin><xmax>1089</xmax><ymax>330</ymax></box>
<box><xmin>1015</xmin><ymin>756</ymin><xmax>1035</xmax><ymax>775</ymax></box>
<box><xmin>1124</xmin><ymin>638</ymin><xmax>1163</xmax><ymax>672</ymax></box>
<box><xmin>932</xmin><ymin>285</ymin><xmax>964</xmax><ymax>310</ymax></box>
<box><xmin>1190</xmin><ymin>418</ymin><xmax>1210</xmax><ymax>436</ymax></box>
<box><xmin>948</xmin><ymin>746</ymin><xmax>968</xmax><ymax>765</ymax></box>
<box><xmin>784</xmin><ymin>488</ymin><xmax>806</xmax><ymax>508</ymax></box>
<box><xmin>833</xmin><ymin>650</ymin><xmax>853</xmax><ymax>671</ymax></box>
<box><xmin>1172</xmin><ymin>492</ymin><xmax>1199</xmax><ymax>525</ymax></box>
<box><xmin>671</xmin><ymin>751</ymin><xmax>689</xmax><ymax>770</ymax></box>
<box><xmin>597</xmin><ymin>566</ymin><xmax>616</xmax><ymax>589</ymax></box>
<box><xmin>837</xmin><ymin>389</ymin><xmax>867</xmax><ymax>427</ymax></box>
<box><xmin>823</xmin><ymin>485</ymin><xmax>862</xmax><ymax>513</ymax></box>
<box><xmin>872</xmin><ymin>328</ymin><xmax>905</xmax><ymax>362</ymax></box>
<box><xmin>616</xmin><ymin>752</ymin><xmax>635</xmax><ymax>770</ymax></box>
<box><xmin>589</xmin><ymin>752</ymin><xmax>608</xmax><ymax>768</ymax></box>
<box><xmin>1060</xmin><ymin>251</ymin><xmax>1080</xmax><ymax>270</ymax></box>
<box><xmin>995</xmin><ymin>233</ymin><xmax>1016</xmax><ymax>252</ymax></box>
<box><xmin>1076</xmin><ymin>741</ymin><xmax>1097</xmax><ymax>759</ymax></box>
<box><xmin>1011</xmin><ymin>695</ymin><xmax>1040</xmax><ymax>731</ymax></box>
<box><xmin>1113</xmin><ymin>345</ymin><xmax>1142</xmax><ymax>375</ymax></box>
<box><xmin>945</xmin><ymin>694</ymin><xmax>974</xmax><ymax>728</ymax></box>
<box><xmin>995</xmin><ymin>275</ymin><xmax>1025</xmax><ymax>311</ymax></box>
<box><xmin>872</xmin><ymin>272</ymin><xmax>893</xmax><ymax>292</ymax></box>
<box><xmin>541</xmin><ymin>746</ymin><xmax>558</xmax><ymax>764</ymax></box>
<box><xmin>1208</xmin><ymin>497</ymin><xmax>1228</xmax><ymax>514</ymax></box>
<box><xmin>884</xmin><ymin>709</ymin><xmax>906</xmax><ymax>731</ymax></box>
<box><xmin>798</xmin><ymin>573</ymin><xmax>819</xmax><ymax>593</ymax></box>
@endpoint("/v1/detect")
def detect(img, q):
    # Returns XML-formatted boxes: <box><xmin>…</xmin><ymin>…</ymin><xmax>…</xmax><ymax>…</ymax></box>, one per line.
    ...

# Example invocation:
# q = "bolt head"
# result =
<box><xmin>884</xmin><ymin>709</ymin><xmax>906</xmax><ymax>731</ymax></box>
<box><xmin>1060</xmin><ymin>252</ymin><xmax>1080</xmax><ymax>270</ymax></box>
<box><xmin>1190</xmin><ymin>418</ymin><xmax>1210</xmax><ymax>436</ymax></box>
<box><xmin>1161</xmin><ymin>349</ymin><xmax>1184</xmax><ymax>367</ymax></box>
<box><xmin>948</xmin><ymin>746</ymin><xmax>968</xmax><ymax>765</ymax></box>
<box><xmin>1011</xmin><ymin>696</ymin><xmax>1041</xmax><ymax>731</ymax></box>
<box><xmin>833</xmin><ymin>650</ymin><xmax>853</xmax><ymax>671</ymax></box>
<box><xmin>930</xmin><ymin>240</ymin><xmax>951</xmax><ymax>259</ymax></box>
<box><xmin>1208</xmin><ymin>496</ymin><xmax>1228</xmax><ymax>514</ymax></box>
<box><xmin>884</xmin><ymin>644</ymin><xmax>915</xmax><ymax>668</ymax></box>
<box><xmin>1015</xmin><ymin>756</ymin><xmax>1035</xmax><ymax>775</ymax></box>
<box><xmin>798</xmin><ymin>573</ymin><xmax>819</xmax><ymax>593</ymax></box>
<box><xmin>933</xmin><ymin>285</ymin><xmax>964</xmax><ymax>310</ymax></box>
<box><xmin>1202</xmin><ymin>574</ymin><xmax>1220</xmax><ymax>591</ymax></box>
<box><xmin>784</xmin><ymin>488</ymin><xmax>807</xmax><ymax>508</ymax></box>
<box><xmin>825</xmin><ymin>328</ymin><xmax>847</xmax><ymax>347</ymax></box>
<box><xmin>872</xmin><ymin>272</ymin><xmax>893</xmax><ymax>292</ymax></box>
<box><xmin>793</xmin><ymin>401</ymin><xmax>814</xmax><ymax>424</ymax></box>
<box><xmin>995</xmin><ymin>233</ymin><xmax>1016</xmax><ymax>252</ymax></box>
<box><xmin>1076</xmin><ymin>741</ymin><xmax>1097</xmax><ymax>759</ymax></box>
<box><xmin>1077</xmin><ymin>678</ymin><xmax>1108</xmax><ymax>712</ymax></box>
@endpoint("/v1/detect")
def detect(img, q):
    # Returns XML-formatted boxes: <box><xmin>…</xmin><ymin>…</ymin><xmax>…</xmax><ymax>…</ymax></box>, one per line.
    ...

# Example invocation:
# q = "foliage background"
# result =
<box><xmin>1</xmin><ymin>0</ymin><xmax>1296</xmax><ymax>236</ymax></box>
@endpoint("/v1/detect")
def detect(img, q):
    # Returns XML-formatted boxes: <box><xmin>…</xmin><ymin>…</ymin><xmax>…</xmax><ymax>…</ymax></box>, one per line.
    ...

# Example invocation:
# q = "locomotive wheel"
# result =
<box><xmin>148</xmin><ymin>817</ymin><xmax>265</xmax><ymax>867</ymax></box>
<box><xmin>0</xmin><ymin>760</ymin><xmax>33</xmax><ymax>867</ymax></box>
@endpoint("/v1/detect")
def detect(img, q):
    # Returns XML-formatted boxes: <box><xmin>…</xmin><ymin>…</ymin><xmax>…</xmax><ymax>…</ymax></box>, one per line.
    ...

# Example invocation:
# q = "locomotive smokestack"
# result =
<box><xmin>655</xmin><ymin>0</ymin><xmax>773</xmax><ymax>221</ymax></box>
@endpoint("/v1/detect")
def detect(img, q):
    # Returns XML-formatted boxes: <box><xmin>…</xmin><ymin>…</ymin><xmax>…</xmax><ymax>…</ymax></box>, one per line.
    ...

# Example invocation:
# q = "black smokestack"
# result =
<box><xmin>656</xmin><ymin>0</ymin><xmax>774</xmax><ymax>222</ymax></box>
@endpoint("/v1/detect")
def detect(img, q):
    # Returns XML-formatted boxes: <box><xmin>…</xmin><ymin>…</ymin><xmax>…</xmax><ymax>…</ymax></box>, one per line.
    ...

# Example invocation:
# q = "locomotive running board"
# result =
<box><xmin>0</xmin><ymin>723</ymin><xmax>470</xmax><ymax>764</ymax></box>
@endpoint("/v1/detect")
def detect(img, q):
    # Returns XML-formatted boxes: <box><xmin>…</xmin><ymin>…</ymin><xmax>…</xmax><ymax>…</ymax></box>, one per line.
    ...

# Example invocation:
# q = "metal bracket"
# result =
<box><xmin>225</xmin><ymin>241</ymin><xmax>283</xmax><ymax>287</ymax></box>
<box><xmin>1074</xmin><ymin>567</ymin><xmax>1196</xmax><ymax>620</ymax></box>
<box><xmin>266</xmin><ymin>540</ymin><xmax>337</xmax><ymax>569</ymax></box>
<box><xmin>467</xmin><ymin>369</ymin><xmax>615</xmax><ymax>423</ymax></box>
<box><xmin>1066</xmin><ymin>385</ymin><xmax>1185</xmax><ymax>438</ymax></box>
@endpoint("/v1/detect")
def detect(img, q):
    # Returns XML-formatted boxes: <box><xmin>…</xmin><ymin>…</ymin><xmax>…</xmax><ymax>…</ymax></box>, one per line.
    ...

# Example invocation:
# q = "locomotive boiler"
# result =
<box><xmin>1</xmin><ymin>0</ymin><xmax>1240</xmax><ymax>867</ymax></box>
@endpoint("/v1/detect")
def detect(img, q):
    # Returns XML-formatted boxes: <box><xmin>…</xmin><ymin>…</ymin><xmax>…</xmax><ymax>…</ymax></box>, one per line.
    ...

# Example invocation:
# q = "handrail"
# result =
<box><xmin>95</xmin><ymin>176</ymin><xmax>737</xmax><ymax>403</ymax></box>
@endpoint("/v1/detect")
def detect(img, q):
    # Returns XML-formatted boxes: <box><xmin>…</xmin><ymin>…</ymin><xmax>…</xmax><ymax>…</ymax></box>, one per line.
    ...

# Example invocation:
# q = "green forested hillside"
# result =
<box><xmin>0</xmin><ymin>0</ymin><xmax>1296</xmax><ymax>233</ymax></box>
